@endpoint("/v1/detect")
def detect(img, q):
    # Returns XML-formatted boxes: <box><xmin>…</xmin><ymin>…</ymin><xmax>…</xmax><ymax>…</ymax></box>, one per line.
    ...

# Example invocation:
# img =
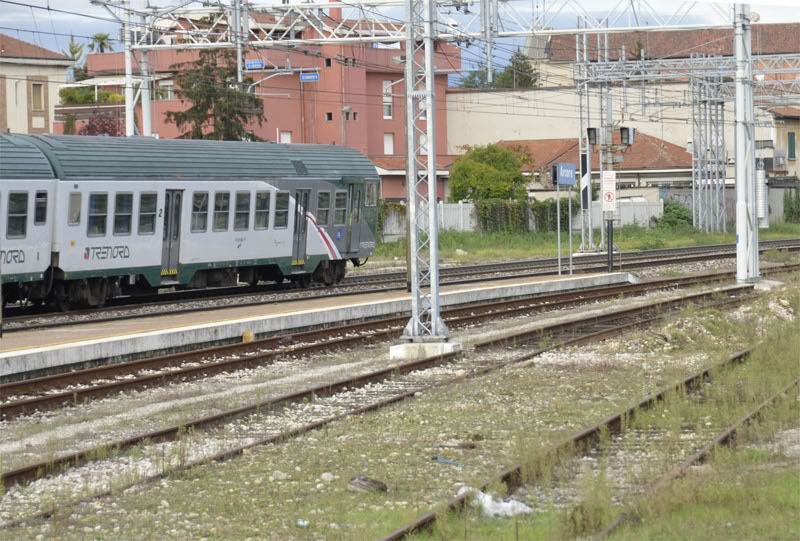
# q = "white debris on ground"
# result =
<box><xmin>457</xmin><ymin>486</ymin><xmax>533</xmax><ymax>517</ymax></box>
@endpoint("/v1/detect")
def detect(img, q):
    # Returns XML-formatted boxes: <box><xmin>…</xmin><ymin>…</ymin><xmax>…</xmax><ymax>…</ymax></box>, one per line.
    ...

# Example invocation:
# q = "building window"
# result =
<box><xmin>274</xmin><ymin>192</ymin><xmax>290</xmax><ymax>229</ymax></box>
<box><xmin>279</xmin><ymin>130</ymin><xmax>292</xmax><ymax>144</ymax></box>
<box><xmin>68</xmin><ymin>192</ymin><xmax>81</xmax><ymax>225</ymax></box>
<box><xmin>366</xmin><ymin>182</ymin><xmax>378</xmax><ymax>207</ymax></box>
<box><xmin>7</xmin><ymin>192</ymin><xmax>27</xmax><ymax>239</ymax></box>
<box><xmin>325</xmin><ymin>112</ymin><xmax>333</xmax><ymax>121</ymax></box>
<box><xmin>334</xmin><ymin>191</ymin><xmax>347</xmax><ymax>226</ymax></box>
<box><xmin>383</xmin><ymin>133</ymin><xmax>394</xmax><ymax>155</ymax></box>
<box><xmin>255</xmin><ymin>191</ymin><xmax>270</xmax><ymax>229</ymax></box>
<box><xmin>34</xmin><ymin>191</ymin><xmax>47</xmax><ymax>225</ymax></box>
<box><xmin>214</xmin><ymin>192</ymin><xmax>230</xmax><ymax>231</ymax></box>
<box><xmin>234</xmin><ymin>191</ymin><xmax>250</xmax><ymax>230</ymax></box>
<box><xmin>344</xmin><ymin>111</ymin><xmax>350</xmax><ymax>121</ymax></box>
<box><xmin>191</xmin><ymin>192</ymin><xmax>209</xmax><ymax>232</ymax></box>
<box><xmin>325</xmin><ymin>58</ymin><xmax>332</xmax><ymax>67</ymax></box>
<box><xmin>113</xmin><ymin>193</ymin><xmax>133</xmax><ymax>236</ymax></box>
<box><xmin>158</xmin><ymin>80</ymin><xmax>174</xmax><ymax>100</ymax></box>
<box><xmin>88</xmin><ymin>193</ymin><xmax>108</xmax><ymax>237</ymax></box>
<box><xmin>31</xmin><ymin>83</ymin><xmax>44</xmax><ymax>111</ymax></box>
<box><xmin>382</xmin><ymin>80</ymin><xmax>393</xmax><ymax>119</ymax></box>
<box><xmin>789</xmin><ymin>132</ymin><xmax>797</xmax><ymax>160</ymax></box>
<box><xmin>138</xmin><ymin>193</ymin><xmax>157</xmax><ymax>234</ymax></box>
<box><xmin>316</xmin><ymin>191</ymin><xmax>331</xmax><ymax>225</ymax></box>
<box><xmin>353</xmin><ymin>112</ymin><xmax>358</xmax><ymax>121</ymax></box>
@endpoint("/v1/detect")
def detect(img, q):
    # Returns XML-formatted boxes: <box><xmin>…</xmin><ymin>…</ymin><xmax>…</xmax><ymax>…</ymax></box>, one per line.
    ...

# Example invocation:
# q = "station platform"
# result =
<box><xmin>0</xmin><ymin>272</ymin><xmax>638</xmax><ymax>380</ymax></box>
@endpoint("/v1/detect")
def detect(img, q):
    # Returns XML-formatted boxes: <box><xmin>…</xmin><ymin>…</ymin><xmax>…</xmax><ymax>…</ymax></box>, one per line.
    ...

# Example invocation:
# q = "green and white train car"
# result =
<box><xmin>0</xmin><ymin>134</ymin><xmax>380</xmax><ymax>309</ymax></box>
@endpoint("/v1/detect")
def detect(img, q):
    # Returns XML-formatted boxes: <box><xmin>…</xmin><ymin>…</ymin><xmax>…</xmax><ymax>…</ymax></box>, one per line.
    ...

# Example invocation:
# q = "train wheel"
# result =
<box><xmin>53</xmin><ymin>283</ymin><xmax>71</xmax><ymax>312</ymax></box>
<box><xmin>335</xmin><ymin>261</ymin><xmax>347</xmax><ymax>283</ymax></box>
<box><xmin>298</xmin><ymin>274</ymin><xmax>312</xmax><ymax>289</ymax></box>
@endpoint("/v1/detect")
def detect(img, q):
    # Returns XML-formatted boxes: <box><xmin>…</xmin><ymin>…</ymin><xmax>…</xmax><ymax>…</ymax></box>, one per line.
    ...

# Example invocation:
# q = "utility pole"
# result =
<box><xmin>391</xmin><ymin>0</ymin><xmax>460</xmax><ymax>360</ymax></box>
<box><xmin>123</xmin><ymin>0</ymin><xmax>135</xmax><ymax>136</ymax></box>
<box><xmin>140</xmin><ymin>14</ymin><xmax>152</xmax><ymax>137</ymax></box>
<box><xmin>234</xmin><ymin>0</ymin><xmax>243</xmax><ymax>84</ymax></box>
<box><xmin>734</xmin><ymin>3</ymin><xmax>759</xmax><ymax>282</ymax></box>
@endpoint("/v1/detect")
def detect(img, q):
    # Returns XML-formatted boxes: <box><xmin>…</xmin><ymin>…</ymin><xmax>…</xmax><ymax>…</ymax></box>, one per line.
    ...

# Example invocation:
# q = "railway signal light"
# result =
<box><xmin>620</xmin><ymin>127</ymin><xmax>635</xmax><ymax>146</ymax></box>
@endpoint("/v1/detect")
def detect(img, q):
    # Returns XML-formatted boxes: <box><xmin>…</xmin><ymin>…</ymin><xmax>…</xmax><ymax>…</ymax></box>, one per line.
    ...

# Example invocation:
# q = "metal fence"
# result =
<box><xmin>381</xmin><ymin>199</ymin><xmax>663</xmax><ymax>241</ymax></box>
<box><xmin>382</xmin><ymin>202</ymin><xmax>477</xmax><ymax>241</ymax></box>
<box><xmin>591</xmin><ymin>200</ymin><xmax>664</xmax><ymax>228</ymax></box>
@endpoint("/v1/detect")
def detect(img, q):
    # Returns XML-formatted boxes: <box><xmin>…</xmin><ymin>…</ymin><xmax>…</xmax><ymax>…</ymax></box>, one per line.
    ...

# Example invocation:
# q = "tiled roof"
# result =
<box><xmin>0</xmin><ymin>33</ymin><xmax>69</xmax><ymax>61</ymax></box>
<box><xmin>770</xmin><ymin>107</ymin><xmax>800</xmax><ymax>119</ymax></box>
<box><xmin>370</xmin><ymin>155</ymin><xmax>459</xmax><ymax>171</ymax></box>
<box><xmin>497</xmin><ymin>132</ymin><xmax>692</xmax><ymax>171</ymax></box>
<box><xmin>546</xmin><ymin>23</ymin><xmax>800</xmax><ymax>62</ymax></box>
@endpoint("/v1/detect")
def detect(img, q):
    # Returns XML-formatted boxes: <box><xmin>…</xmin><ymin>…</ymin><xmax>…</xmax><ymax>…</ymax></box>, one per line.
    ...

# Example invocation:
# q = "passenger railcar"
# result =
<box><xmin>0</xmin><ymin>134</ymin><xmax>380</xmax><ymax>309</ymax></box>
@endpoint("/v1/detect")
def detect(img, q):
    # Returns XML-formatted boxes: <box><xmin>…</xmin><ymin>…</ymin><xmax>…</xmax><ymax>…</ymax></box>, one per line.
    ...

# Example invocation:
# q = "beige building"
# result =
<box><xmin>0</xmin><ymin>34</ymin><xmax>72</xmax><ymax>134</ymax></box>
<box><xmin>770</xmin><ymin>107</ymin><xmax>799</xmax><ymax>178</ymax></box>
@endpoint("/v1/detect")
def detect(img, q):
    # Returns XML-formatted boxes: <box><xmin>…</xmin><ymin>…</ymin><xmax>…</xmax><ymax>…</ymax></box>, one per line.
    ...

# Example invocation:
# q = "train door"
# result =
<box><xmin>292</xmin><ymin>189</ymin><xmax>310</xmax><ymax>267</ymax></box>
<box><xmin>347</xmin><ymin>184</ymin><xmax>361</xmax><ymax>253</ymax></box>
<box><xmin>161</xmin><ymin>190</ymin><xmax>182</xmax><ymax>281</ymax></box>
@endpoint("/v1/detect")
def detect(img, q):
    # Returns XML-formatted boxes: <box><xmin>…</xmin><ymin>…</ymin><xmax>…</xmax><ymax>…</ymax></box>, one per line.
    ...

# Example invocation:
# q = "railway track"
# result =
<box><xmin>381</xmin><ymin>346</ymin><xmax>798</xmax><ymax>541</ymax></box>
<box><xmin>1</xmin><ymin>283</ymin><xmax>754</xmax><ymax>494</ymax></box>
<box><xmin>0</xmin><ymin>268</ymin><xmax>769</xmax><ymax>418</ymax></box>
<box><xmin>2</xmin><ymin>238</ymin><xmax>797</xmax><ymax>333</ymax></box>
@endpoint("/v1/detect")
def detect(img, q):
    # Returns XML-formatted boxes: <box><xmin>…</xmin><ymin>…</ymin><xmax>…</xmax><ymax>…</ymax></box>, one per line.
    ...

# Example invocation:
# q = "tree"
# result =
<box><xmin>165</xmin><ymin>48</ymin><xmax>266</xmax><ymax>141</ymax></box>
<box><xmin>459</xmin><ymin>62</ymin><xmax>489</xmax><ymax>89</ymax></box>
<box><xmin>449</xmin><ymin>144</ymin><xmax>531</xmax><ymax>201</ymax></box>
<box><xmin>62</xmin><ymin>34</ymin><xmax>88</xmax><ymax>81</ymax></box>
<box><xmin>459</xmin><ymin>50</ymin><xmax>539</xmax><ymax>89</ymax></box>
<box><xmin>79</xmin><ymin>111</ymin><xmax>121</xmax><ymax>136</ymax></box>
<box><xmin>494</xmin><ymin>49</ymin><xmax>539</xmax><ymax>89</ymax></box>
<box><xmin>89</xmin><ymin>33</ymin><xmax>114</xmax><ymax>53</ymax></box>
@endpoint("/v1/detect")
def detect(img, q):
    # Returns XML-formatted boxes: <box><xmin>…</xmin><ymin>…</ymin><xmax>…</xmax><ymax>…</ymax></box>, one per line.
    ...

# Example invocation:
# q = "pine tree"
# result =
<box><xmin>165</xmin><ymin>49</ymin><xmax>266</xmax><ymax>141</ymax></box>
<box><xmin>494</xmin><ymin>49</ymin><xmax>539</xmax><ymax>89</ymax></box>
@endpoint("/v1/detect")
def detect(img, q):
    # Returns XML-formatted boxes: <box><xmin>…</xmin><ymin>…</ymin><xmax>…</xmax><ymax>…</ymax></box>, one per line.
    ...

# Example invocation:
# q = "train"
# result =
<box><xmin>0</xmin><ymin>134</ymin><xmax>380</xmax><ymax>310</ymax></box>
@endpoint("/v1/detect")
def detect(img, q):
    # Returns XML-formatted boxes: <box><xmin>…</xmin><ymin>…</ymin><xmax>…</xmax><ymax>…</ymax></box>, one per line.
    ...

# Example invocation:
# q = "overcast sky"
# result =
<box><xmin>1</xmin><ymin>1</ymin><xmax>798</xmax><ymax>60</ymax></box>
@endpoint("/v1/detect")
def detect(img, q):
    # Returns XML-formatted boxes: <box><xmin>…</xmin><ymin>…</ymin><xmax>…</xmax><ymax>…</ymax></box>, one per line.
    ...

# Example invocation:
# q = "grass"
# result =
<box><xmin>373</xmin><ymin>223</ymin><xmax>800</xmax><ymax>264</ymax></box>
<box><xmin>410</xmin><ymin>284</ymin><xmax>800</xmax><ymax>540</ymax></box>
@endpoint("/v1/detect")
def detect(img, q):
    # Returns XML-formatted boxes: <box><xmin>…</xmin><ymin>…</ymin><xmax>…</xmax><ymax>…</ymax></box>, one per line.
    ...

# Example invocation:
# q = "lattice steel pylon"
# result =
<box><xmin>402</xmin><ymin>0</ymin><xmax>448</xmax><ymax>342</ymax></box>
<box><xmin>690</xmin><ymin>54</ymin><xmax>727</xmax><ymax>233</ymax></box>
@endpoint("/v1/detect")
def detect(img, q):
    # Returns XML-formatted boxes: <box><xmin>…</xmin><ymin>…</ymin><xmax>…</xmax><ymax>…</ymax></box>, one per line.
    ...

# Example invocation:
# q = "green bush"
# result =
<box><xmin>449</xmin><ymin>144</ymin><xmax>529</xmax><ymax>201</ymax></box>
<box><xmin>784</xmin><ymin>188</ymin><xmax>800</xmax><ymax>223</ymax></box>
<box><xmin>658</xmin><ymin>198</ymin><xmax>693</xmax><ymax>229</ymax></box>
<box><xmin>59</xmin><ymin>86</ymin><xmax>125</xmax><ymax>105</ymax></box>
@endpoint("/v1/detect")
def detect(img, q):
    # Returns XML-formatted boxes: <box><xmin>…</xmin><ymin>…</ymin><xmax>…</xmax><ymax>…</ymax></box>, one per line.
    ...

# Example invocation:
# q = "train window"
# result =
<box><xmin>7</xmin><ymin>192</ymin><xmax>28</xmax><ymax>239</ymax></box>
<box><xmin>213</xmin><ymin>192</ymin><xmax>230</xmax><ymax>231</ymax></box>
<box><xmin>68</xmin><ymin>192</ymin><xmax>81</xmax><ymax>225</ymax></box>
<box><xmin>316</xmin><ymin>191</ymin><xmax>331</xmax><ymax>226</ymax></box>
<box><xmin>254</xmin><ymin>191</ymin><xmax>270</xmax><ymax>230</ymax></box>
<box><xmin>34</xmin><ymin>191</ymin><xmax>48</xmax><ymax>225</ymax></box>
<box><xmin>334</xmin><ymin>191</ymin><xmax>347</xmax><ymax>226</ymax></box>
<box><xmin>365</xmin><ymin>182</ymin><xmax>378</xmax><ymax>207</ymax></box>
<box><xmin>88</xmin><ymin>193</ymin><xmax>108</xmax><ymax>237</ymax></box>
<box><xmin>191</xmin><ymin>192</ymin><xmax>209</xmax><ymax>232</ymax></box>
<box><xmin>234</xmin><ymin>192</ymin><xmax>251</xmax><ymax>231</ymax></box>
<box><xmin>113</xmin><ymin>193</ymin><xmax>133</xmax><ymax>236</ymax></box>
<box><xmin>274</xmin><ymin>192</ymin><xmax>290</xmax><ymax>229</ymax></box>
<box><xmin>138</xmin><ymin>193</ymin><xmax>157</xmax><ymax>235</ymax></box>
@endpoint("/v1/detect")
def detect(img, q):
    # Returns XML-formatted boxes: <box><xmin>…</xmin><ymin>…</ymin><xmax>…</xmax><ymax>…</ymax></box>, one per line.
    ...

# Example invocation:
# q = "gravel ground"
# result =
<box><xmin>3</xmin><ymin>275</ymin><xmax>797</xmax><ymax>539</ymax></box>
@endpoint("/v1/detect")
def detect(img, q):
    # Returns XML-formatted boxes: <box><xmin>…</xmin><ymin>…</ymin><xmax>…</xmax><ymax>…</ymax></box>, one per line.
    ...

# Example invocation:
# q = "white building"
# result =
<box><xmin>0</xmin><ymin>34</ymin><xmax>73</xmax><ymax>134</ymax></box>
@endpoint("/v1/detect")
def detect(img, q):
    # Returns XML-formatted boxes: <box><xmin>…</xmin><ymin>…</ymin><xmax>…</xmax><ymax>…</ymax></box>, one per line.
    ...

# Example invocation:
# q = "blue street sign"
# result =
<box><xmin>300</xmin><ymin>72</ymin><xmax>320</xmax><ymax>82</ymax></box>
<box><xmin>557</xmin><ymin>163</ymin><xmax>577</xmax><ymax>186</ymax></box>
<box><xmin>245</xmin><ymin>59</ymin><xmax>265</xmax><ymax>70</ymax></box>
